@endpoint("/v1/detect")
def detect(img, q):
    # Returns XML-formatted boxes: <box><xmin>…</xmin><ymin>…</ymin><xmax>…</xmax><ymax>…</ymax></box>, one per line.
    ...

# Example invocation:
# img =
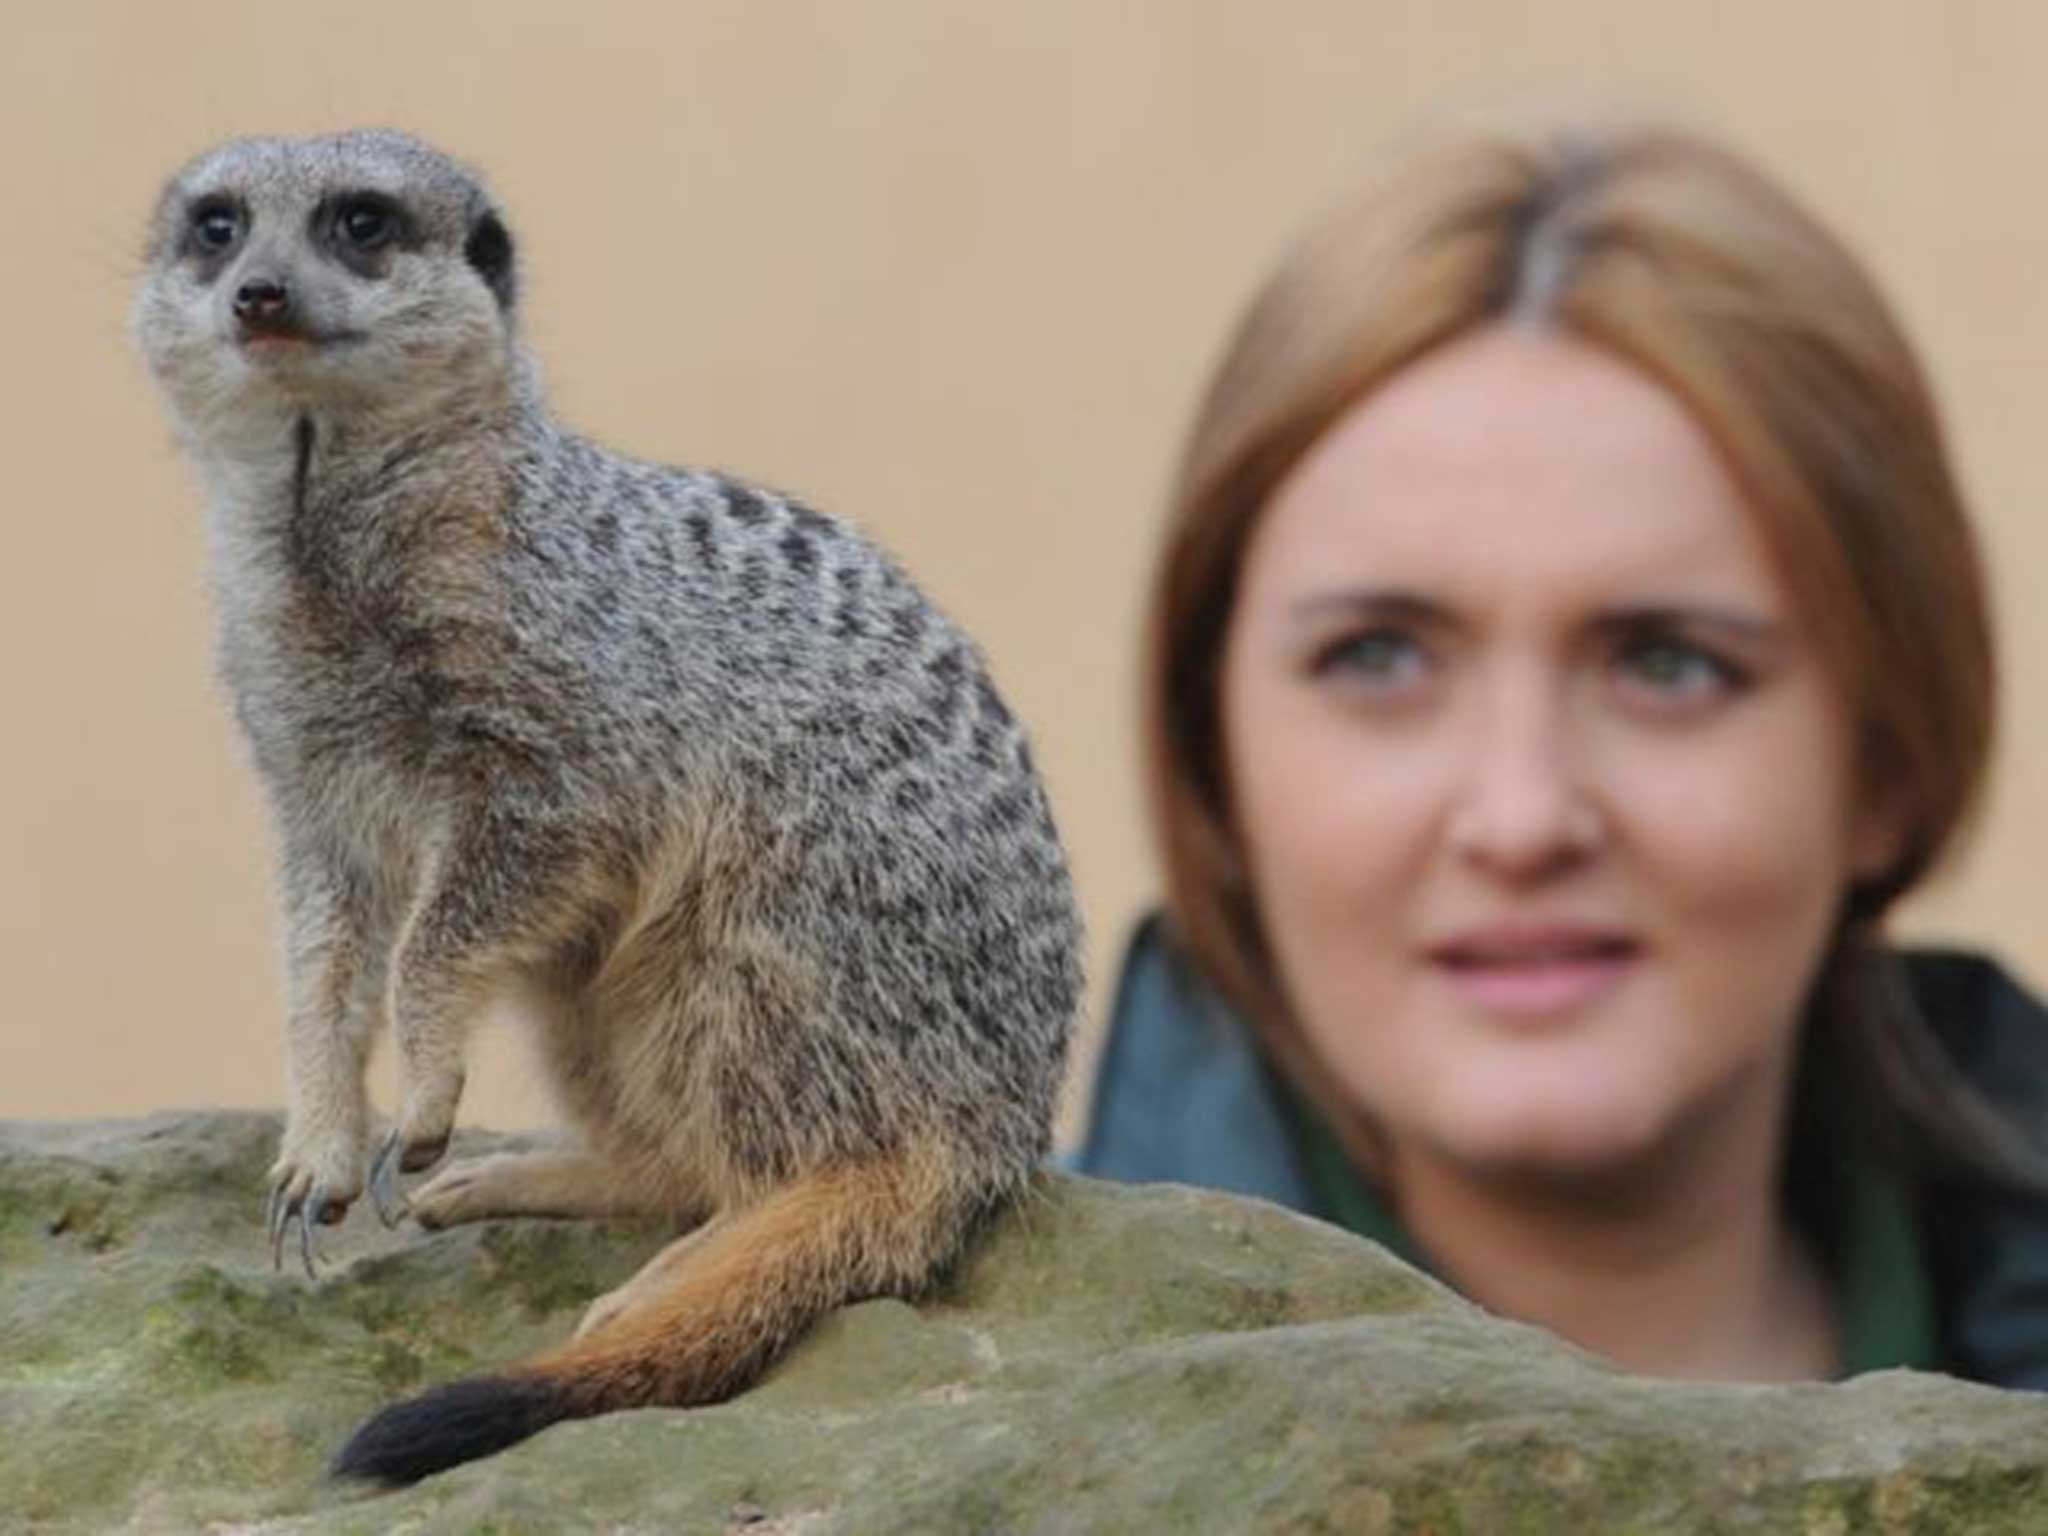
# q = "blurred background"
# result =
<box><xmin>3</xmin><ymin>0</ymin><xmax>2042</xmax><ymax>1145</ymax></box>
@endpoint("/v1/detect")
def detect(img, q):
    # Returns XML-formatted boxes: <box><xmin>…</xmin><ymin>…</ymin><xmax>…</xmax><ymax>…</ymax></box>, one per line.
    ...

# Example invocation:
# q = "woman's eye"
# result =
<box><xmin>1615</xmin><ymin>637</ymin><xmax>1743</xmax><ymax>704</ymax></box>
<box><xmin>1313</xmin><ymin>629</ymin><xmax>1430</xmax><ymax>691</ymax></box>
<box><xmin>337</xmin><ymin>199</ymin><xmax>395</xmax><ymax>250</ymax></box>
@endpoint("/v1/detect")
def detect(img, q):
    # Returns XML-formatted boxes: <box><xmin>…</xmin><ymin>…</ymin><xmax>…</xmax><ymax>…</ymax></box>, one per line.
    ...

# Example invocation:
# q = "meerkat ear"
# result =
<box><xmin>465</xmin><ymin>210</ymin><xmax>516</xmax><ymax>309</ymax></box>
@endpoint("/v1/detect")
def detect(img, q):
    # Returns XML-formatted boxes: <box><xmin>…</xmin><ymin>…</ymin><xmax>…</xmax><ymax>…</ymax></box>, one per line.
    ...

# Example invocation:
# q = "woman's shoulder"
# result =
<box><xmin>1899</xmin><ymin>946</ymin><xmax>2048</xmax><ymax>1391</ymax></box>
<box><xmin>1068</xmin><ymin>913</ymin><xmax>1315</xmax><ymax>1209</ymax></box>
<box><xmin>1901</xmin><ymin>947</ymin><xmax>2048</xmax><ymax>1095</ymax></box>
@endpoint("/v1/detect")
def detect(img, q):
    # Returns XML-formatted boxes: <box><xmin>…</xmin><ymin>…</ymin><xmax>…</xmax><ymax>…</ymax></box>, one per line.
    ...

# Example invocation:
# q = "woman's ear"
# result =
<box><xmin>1847</xmin><ymin>740</ymin><xmax>1916</xmax><ymax>888</ymax></box>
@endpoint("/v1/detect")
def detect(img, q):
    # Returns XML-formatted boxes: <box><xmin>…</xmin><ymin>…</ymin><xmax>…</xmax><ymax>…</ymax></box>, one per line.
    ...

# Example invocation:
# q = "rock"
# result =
<box><xmin>2</xmin><ymin>1112</ymin><xmax>2046</xmax><ymax>1533</ymax></box>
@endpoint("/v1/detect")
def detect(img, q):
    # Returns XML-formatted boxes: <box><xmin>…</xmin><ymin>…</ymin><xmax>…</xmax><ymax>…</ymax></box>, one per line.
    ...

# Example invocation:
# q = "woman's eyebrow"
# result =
<box><xmin>1594</xmin><ymin>603</ymin><xmax>1790</xmax><ymax>650</ymax></box>
<box><xmin>1285</xmin><ymin>589</ymin><xmax>1455</xmax><ymax>632</ymax></box>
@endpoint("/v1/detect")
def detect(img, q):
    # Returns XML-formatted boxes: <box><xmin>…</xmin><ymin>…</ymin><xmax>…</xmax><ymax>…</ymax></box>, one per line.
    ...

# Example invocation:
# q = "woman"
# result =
<box><xmin>1078</xmin><ymin>123</ymin><xmax>2048</xmax><ymax>1387</ymax></box>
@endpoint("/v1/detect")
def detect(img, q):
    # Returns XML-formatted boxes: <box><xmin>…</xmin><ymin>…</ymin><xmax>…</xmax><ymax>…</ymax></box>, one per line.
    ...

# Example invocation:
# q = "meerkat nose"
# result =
<box><xmin>233</xmin><ymin>278</ymin><xmax>292</xmax><ymax>328</ymax></box>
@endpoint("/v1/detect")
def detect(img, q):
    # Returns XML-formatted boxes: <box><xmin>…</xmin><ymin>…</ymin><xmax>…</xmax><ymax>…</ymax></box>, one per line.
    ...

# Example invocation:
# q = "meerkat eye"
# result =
<box><xmin>335</xmin><ymin>196</ymin><xmax>398</xmax><ymax>251</ymax></box>
<box><xmin>190</xmin><ymin>200</ymin><xmax>242</xmax><ymax>251</ymax></box>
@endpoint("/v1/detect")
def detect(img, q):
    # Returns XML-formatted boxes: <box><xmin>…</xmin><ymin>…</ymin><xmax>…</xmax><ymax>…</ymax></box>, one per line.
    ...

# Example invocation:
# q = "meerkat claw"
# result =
<box><xmin>267</xmin><ymin>1185</ymin><xmax>288</xmax><ymax>1271</ymax></box>
<box><xmin>368</xmin><ymin>1132</ymin><xmax>410</xmax><ymax>1228</ymax></box>
<box><xmin>268</xmin><ymin>1183</ymin><xmax>322</xmax><ymax>1278</ymax></box>
<box><xmin>300</xmin><ymin>1184</ymin><xmax>332</xmax><ymax>1277</ymax></box>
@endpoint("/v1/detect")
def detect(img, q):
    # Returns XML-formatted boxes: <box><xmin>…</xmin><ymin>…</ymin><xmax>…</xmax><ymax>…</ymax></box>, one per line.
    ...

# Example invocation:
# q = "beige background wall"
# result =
<box><xmin>3</xmin><ymin>1</ymin><xmax>2042</xmax><ymax>1145</ymax></box>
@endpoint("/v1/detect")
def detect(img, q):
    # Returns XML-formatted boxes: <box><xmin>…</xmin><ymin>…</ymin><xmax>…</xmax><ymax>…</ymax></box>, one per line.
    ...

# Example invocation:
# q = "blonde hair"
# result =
<box><xmin>1145</xmin><ymin>124</ymin><xmax>2009</xmax><ymax>1175</ymax></box>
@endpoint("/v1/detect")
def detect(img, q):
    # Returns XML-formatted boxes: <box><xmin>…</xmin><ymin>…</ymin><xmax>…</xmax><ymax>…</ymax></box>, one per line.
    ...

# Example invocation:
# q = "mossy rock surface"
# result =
<box><xmin>3</xmin><ymin>1112</ymin><xmax>2046</xmax><ymax>1533</ymax></box>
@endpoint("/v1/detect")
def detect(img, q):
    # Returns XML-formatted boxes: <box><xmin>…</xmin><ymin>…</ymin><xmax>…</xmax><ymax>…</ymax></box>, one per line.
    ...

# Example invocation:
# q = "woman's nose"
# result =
<box><xmin>1445</xmin><ymin>677</ymin><xmax>1603</xmax><ymax>882</ymax></box>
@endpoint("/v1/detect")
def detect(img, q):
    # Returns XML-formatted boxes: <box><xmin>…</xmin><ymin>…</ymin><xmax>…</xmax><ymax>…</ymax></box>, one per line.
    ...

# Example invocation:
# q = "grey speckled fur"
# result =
<box><xmin>136</xmin><ymin>129</ymin><xmax>1080</xmax><ymax>1484</ymax></box>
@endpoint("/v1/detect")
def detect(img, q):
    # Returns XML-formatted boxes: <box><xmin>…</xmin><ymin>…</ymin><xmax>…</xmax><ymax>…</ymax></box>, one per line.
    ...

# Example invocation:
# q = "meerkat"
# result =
<box><xmin>134</xmin><ymin>128</ymin><xmax>1080</xmax><ymax>1487</ymax></box>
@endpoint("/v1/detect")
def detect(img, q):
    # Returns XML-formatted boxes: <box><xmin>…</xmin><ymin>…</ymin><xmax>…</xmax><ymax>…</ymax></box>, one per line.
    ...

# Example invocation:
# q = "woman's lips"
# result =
<box><xmin>1428</xmin><ymin>929</ymin><xmax>1641</xmax><ymax>1018</ymax></box>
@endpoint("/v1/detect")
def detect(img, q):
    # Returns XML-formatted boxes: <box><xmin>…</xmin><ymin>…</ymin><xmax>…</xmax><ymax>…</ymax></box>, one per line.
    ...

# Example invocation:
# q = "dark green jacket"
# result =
<box><xmin>1075</xmin><ymin>914</ymin><xmax>2048</xmax><ymax>1391</ymax></box>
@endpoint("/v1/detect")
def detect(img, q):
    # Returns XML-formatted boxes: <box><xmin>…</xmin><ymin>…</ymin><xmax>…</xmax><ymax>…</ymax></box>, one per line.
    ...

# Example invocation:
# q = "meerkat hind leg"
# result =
<box><xmin>571</xmin><ymin>1216</ymin><xmax>725</xmax><ymax>1340</ymax></box>
<box><xmin>409</xmin><ymin>1150</ymin><xmax>674</xmax><ymax>1230</ymax></box>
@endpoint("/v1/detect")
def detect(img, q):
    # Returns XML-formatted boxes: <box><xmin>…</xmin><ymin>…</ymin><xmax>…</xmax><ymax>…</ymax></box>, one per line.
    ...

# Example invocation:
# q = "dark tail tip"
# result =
<box><xmin>329</xmin><ymin>1374</ymin><xmax>574</xmax><ymax>1487</ymax></box>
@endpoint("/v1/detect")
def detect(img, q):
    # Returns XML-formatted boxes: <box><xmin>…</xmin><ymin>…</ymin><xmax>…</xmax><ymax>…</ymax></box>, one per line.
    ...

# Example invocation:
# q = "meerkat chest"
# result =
<box><xmin>315</xmin><ymin>749</ymin><xmax>442</xmax><ymax>899</ymax></box>
<box><xmin>213</xmin><ymin>564</ymin><xmax>460</xmax><ymax>892</ymax></box>
<box><xmin>225</xmin><ymin>655</ymin><xmax>441</xmax><ymax>873</ymax></box>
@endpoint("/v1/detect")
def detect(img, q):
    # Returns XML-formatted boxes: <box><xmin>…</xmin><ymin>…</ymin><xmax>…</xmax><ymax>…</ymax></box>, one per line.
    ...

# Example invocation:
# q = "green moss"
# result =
<box><xmin>0</xmin><ymin>1390</ymin><xmax>158</xmax><ymax>1521</ymax></box>
<box><xmin>1874</xmin><ymin>1464</ymin><xmax>2048</xmax><ymax>1534</ymax></box>
<box><xmin>363</xmin><ymin>1332</ymin><xmax>432</xmax><ymax>1394</ymax></box>
<box><xmin>471</xmin><ymin>1219</ymin><xmax>635</xmax><ymax>1319</ymax></box>
<box><xmin>141</xmin><ymin>1264</ymin><xmax>323</xmax><ymax>1386</ymax></box>
<box><xmin>0</xmin><ymin>1159</ymin><xmax>128</xmax><ymax>1260</ymax></box>
<box><xmin>0</xmin><ymin>1183</ymin><xmax>38</xmax><ymax>1258</ymax></box>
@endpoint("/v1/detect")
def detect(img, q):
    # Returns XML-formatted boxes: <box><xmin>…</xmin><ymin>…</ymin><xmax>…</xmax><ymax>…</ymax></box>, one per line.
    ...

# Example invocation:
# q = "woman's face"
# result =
<box><xmin>1220</xmin><ymin>325</ymin><xmax>1902</xmax><ymax>1184</ymax></box>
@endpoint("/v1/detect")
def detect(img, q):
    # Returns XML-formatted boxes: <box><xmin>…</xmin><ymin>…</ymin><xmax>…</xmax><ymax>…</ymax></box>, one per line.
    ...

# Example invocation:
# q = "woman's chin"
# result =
<box><xmin>1420</xmin><ymin>1094</ymin><xmax>1680</xmax><ymax>1192</ymax></box>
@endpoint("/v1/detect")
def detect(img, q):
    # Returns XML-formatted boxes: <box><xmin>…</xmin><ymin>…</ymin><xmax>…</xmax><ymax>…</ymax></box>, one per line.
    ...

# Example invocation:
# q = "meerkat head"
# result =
<box><xmin>136</xmin><ymin>129</ymin><xmax>519</xmax><ymax>443</ymax></box>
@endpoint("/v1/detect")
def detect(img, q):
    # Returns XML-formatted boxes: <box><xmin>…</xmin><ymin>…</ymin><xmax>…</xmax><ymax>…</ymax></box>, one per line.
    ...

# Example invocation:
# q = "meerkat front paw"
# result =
<box><xmin>366</xmin><ymin>1082</ymin><xmax>463</xmax><ymax>1228</ymax></box>
<box><xmin>266</xmin><ymin>1130</ymin><xmax>366</xmax><ymax>1278</ymax></box>
<box><xmin>366</xmin><ymin>1124</ymin><xmax>451</xmax><ymax>1229</ymax></box>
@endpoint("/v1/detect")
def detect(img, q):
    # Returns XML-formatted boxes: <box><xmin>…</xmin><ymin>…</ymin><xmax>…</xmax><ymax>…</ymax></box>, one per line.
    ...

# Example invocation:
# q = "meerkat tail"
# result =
<box><xmin>329</xmin><ymin>1141</ymin><xmax>985</xmax><ymax>1486</ymax></box>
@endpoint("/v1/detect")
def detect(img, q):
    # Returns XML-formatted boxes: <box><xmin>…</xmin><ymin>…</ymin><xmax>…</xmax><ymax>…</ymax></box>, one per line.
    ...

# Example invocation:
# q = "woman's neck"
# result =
<box><xmin>1387</xmin><ymin>1116</ymin><xmax>1839</xmax><ymax>1383</ymax></box>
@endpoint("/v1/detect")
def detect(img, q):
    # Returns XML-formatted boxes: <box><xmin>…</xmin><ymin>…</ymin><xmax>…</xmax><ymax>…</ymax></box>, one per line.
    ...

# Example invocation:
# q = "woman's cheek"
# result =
<box><xmin>1606</xmin><ymin>725</ymin><xmax>1851</xmax><ymax>1065</ymax></box>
